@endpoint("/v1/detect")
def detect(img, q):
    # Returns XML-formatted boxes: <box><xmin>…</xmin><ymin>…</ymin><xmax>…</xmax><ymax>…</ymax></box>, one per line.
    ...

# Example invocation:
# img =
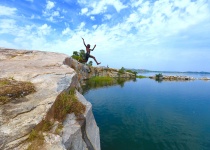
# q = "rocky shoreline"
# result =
<box><xmin>149</xmin><ymin>75</ymin><xmax>210</xmax><ymax>81</ymax></box>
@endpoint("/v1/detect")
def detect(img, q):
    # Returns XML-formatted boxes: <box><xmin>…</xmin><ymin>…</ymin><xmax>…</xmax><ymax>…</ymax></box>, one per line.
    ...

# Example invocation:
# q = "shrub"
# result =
<box><xmin>155</xmin><ymin>73</ymin><xmax>163</xmax><ymax>78</ymax></box>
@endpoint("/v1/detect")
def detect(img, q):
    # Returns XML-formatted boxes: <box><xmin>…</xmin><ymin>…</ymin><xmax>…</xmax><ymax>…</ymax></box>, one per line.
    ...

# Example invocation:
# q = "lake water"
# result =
<box><xmin>83</xmin><ymin>78</ymin><xmax>210</xmax><ymax>150</ymax></box>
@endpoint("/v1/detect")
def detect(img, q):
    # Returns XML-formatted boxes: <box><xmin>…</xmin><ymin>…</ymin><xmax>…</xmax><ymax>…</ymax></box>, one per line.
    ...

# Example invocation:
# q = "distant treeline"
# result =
<box><xmin>127</xmin><ymin>69</ymin><xmax>210</xmax><ymax>74</ymax></box>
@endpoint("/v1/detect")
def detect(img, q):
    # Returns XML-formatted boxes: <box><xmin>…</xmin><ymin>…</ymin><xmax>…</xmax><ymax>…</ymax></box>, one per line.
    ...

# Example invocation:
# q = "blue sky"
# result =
<box><xmin>0</xmin><ymin>0</ymin><xmax>210</xmax><ymax>71</ymax></box>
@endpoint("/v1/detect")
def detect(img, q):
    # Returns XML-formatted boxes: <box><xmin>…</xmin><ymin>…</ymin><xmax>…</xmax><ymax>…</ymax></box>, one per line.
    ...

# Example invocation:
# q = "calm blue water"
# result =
<box><xmin>84</xmin><ymin>78</ymin><xmax>210</xmax><ymax>150</ymax></box>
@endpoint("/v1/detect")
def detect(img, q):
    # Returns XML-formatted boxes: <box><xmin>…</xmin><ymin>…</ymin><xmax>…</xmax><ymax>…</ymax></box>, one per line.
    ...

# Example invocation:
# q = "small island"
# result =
<box><xmin>149</xmin><ymin>73</ymin><xmax>210</xmax><ymax>81</ymax></box>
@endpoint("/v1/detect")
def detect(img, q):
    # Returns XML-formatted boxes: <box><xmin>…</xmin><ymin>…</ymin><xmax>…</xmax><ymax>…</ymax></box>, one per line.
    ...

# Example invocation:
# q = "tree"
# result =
<box><xmin>118</xmin><ymin>67</ymin><xmax>125</xmax><ymax>74</ymax></box>
<box><xmin>87</xmin><ymin>61</ymin><xmax>93</xmax><ymax>66</ymax></box>
<box><xmin>71</xmin><ymin>49</ymin><xmax>85</xmax><ymax>61</ymax></box>
<box><xmin>73</xmin><ymin>51</ymin><xmax>79</xmax><ymax>56</ymax></box>
<box><xmin>79</xmin><ymin>50</ymin><xmax>85</xmax><ymax>59</ymax></box>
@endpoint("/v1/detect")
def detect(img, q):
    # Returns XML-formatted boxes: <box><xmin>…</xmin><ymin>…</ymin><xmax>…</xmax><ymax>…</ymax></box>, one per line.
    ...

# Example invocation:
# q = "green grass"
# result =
<box><xmin>136</xmin><ymin>75</ymin><xmax>147</xmax><ymax>79</ymax></box>
<box><xmin>89</xmin><ymin>76</ymin><xmax>115</xmax><ymax>82</ymax></box>
<box><xmin>87</xmin><ymin>77</ymin><xmax>116</xmax><ymax>87</ymax></box>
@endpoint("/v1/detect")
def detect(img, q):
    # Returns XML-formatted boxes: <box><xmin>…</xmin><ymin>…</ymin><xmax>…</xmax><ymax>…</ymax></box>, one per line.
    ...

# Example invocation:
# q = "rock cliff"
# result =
<box><xmin>64</xmin><ymin>57</ymin><xmax>135</xmax><ymax>82</ymax></box>
<box><xmin>0</xmin><ymin>48</ymin><xmax>100</xmax><ymax>150</ymax></box>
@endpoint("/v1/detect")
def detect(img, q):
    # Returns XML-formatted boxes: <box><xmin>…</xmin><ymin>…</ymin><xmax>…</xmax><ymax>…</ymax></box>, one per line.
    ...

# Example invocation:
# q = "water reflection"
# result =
<box><xmin>82</xmin><ymin>78</ymin><xmax>135</xmax><ymax>94</ymax></box>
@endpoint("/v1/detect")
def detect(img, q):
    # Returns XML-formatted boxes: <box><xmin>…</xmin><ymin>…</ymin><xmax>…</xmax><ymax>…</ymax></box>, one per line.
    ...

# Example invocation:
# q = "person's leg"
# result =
<box><xmin>89</xmin><ymin>55</ymin><xmax>101</xmax><ymax>65</ymax></box>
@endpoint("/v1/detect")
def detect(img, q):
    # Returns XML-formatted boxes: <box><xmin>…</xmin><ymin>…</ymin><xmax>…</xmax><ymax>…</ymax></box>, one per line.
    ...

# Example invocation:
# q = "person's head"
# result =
<box><xmin>87</xmin><ymin>44</ymin><xmax>90</xmax><ymax>48</ymax></box>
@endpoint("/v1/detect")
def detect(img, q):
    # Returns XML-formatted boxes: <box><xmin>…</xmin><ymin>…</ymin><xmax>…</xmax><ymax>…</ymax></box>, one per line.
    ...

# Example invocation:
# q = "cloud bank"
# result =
<box><xmin>0</xmin><ymin>0</ymin><xmax>210</xmax><ymax>71</ymax></box>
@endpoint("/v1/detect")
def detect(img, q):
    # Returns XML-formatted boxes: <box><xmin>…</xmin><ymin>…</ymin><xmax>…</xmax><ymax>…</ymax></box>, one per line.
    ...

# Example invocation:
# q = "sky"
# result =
<box><xmin>0</xmin><ymin>0</ymin><xmax>210</xmax><ymax>71</ymax></box>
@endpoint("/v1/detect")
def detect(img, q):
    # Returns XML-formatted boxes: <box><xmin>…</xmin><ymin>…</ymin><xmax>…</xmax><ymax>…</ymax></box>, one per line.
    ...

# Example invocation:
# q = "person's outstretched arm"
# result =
<box><xmin>82</xmin><ymin>37</ymin><xmax>86</xmax><ymax>47</ymax></box>
<box><xmin>91</xmin><ymin>44</ymin><xmax>96</xmax><ymax>51</ymax></box>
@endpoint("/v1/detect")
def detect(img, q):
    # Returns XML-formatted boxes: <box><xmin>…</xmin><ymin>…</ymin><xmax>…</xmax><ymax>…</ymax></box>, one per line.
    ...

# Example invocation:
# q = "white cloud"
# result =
<box><xmin>139</xmin><ymin>1</ymin><xmax>150</xmax><ymax>14</ymax></box>
<box><xmin>78</xmin><ymin>0</ymin><xmax>87</xmax><ymax>4</ymax></box>
<box><xmin>0</xmin><ymin>19</ymin><xmax>17</xmax><ymax>34</ymax></box>
<box><xmin>120</xmin><ymin>0</ymin><xmax>210</xmax><ymax>44</ymax></box>
<box><xmin>0</xmin><ymin>19</ymin><xmax>57</xmax><ymax>51</ymax></box>
<box><xmin>79</xmin><ymin>0</ymin><xmax>127</xmax><ymax>15</ymax></box>
<box><xmin>52</xmin><ymin>11</ymin><xmax>60</xmax><ymax>17</ymax></box>
<box><xmin>126</xmin><ymin>13</ymin><xmax>138</xmax><ymax>23</ymax></box>
<box><xmin>111</xmin><ymin>0</ymin><xmax>127</xmax><ymax>12</ymax></box>
<box><xmin>43</xmin><ymin>1</ymin><xmax>61</xmax><ymax>22</ymax></box>
<box><xmin>46</xmin><ymin>1</ymin><xmax>55</xmax><ymax>10</ymax></box>
<box><xmin>0</xmin><ymin>40</ymin><xmax>15</xmax><ymax>48</ymax></box>
<box><xmin>92</xmin><ymin>25</ymin><xmax>97</xmax><ymax>29</ymax></box>
<box><xmin>78</xmin><ymin>22</ymin><xmax>86</xmax><ymax>30</ymax></box>
<box><xmin>81</xmin><ymin>8</ymin><xmax>88</xmax><ymax>14</ymax></box>
<box><xmin>0</xmin><ymin>6</ymin><xmax>17</xmax><ymax>16</ymax></box>
<box><xmin>38</xmin><ymin>24</ymin><xmax>52</xmax><ymax>36</ymax></box>
<box><xmin>62</xmin><ymin>27</ymin><xmax>71</xmax><ymax>35</ymax></box>
<box><xmin>130</xmin><ymin>0</ymin><xmax>143</xmax><ymax>8</ymax></box>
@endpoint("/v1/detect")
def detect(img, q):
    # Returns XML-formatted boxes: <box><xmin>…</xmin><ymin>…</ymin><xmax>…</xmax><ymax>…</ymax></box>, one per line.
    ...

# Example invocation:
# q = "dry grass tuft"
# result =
<box><xmin>55</xmin><ymin>123</ymin><xmax>63</xmax><ymax>135</ymax></box>
<box><xmin>41</xmin><ymin>120</ymin><xmax>54</xmax><ymax>132</ymax></box>
<box><xmin>0</xmin><ymin>78</ymin><xmax>36</xmax><ymax>105</ymax></box>
<box><xmin>54</xmin><ymin>88</ymin><xmax>86</xmax><ymax>121</ymax></box>
<box><xmin>27</xmin><ymin>120</ymin><xmax>53</xmax><ymax>150</ymax></box>
<box><xmin>0</xmin><ymin>96</ymin><xmax>9</xmax><ymax>104</ymax></box>
<box><xmin>26</xmin><ymin>88</ymin><xmax>85</xmax><ymax>149</ymax></box>
<box><xmin>27</xmin><ymin>129</ymin><xmax>44</xmax><ymax>150</ymax></box>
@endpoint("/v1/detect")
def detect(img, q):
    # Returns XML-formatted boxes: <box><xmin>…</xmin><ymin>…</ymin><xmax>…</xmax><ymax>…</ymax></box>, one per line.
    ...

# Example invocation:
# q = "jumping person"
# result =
<box><xmin>80</xmin><ymin>37</ymin><xmax>101</xmax><ymax>65</ymax></box>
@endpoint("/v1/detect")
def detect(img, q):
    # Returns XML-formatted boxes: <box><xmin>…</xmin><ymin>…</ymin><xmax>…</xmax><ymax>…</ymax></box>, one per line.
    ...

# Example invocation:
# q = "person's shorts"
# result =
<box><xmin>85</xmin><ymin>53</ymin><xmax>90</xmax><ymax>61</ymax></box>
